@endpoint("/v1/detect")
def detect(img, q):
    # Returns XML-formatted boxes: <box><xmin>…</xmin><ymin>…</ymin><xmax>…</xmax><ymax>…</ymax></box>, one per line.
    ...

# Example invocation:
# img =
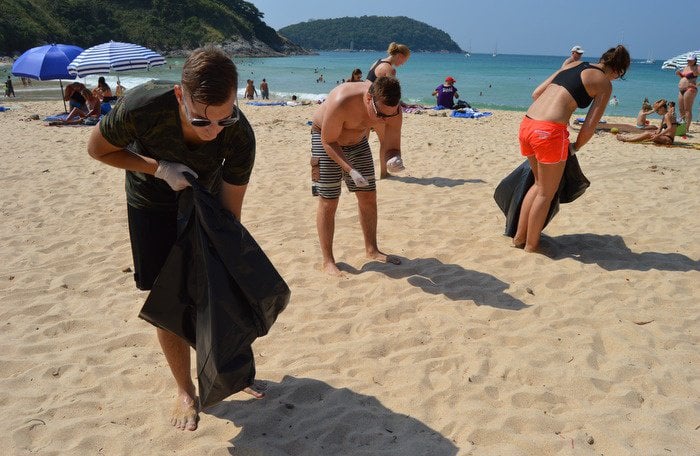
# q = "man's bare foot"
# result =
<box><xmin>321</xmin><ymin>260</ymin><xmax>345</xmax><ymax>277</ymax></box>
<box><xmin>170</xmin><ymin>392</ymin><xmax>198</xmax><ymax>431</ymax></box>
<box><xmin>367</xmin><ymin>250</ymin><xmax>401</xmax><ymax>264</ymax></box>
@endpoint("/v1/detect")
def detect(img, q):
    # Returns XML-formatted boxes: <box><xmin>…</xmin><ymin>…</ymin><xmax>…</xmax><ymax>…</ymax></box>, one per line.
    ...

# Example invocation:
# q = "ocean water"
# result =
<box><xmin>6</xmin><ymin>51</ymin><xmax>676</xmax><ymax>118</ymax></box>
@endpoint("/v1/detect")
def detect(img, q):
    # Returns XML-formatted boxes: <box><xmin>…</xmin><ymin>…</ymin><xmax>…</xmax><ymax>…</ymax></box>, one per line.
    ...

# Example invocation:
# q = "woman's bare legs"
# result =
<box><xmin>523</xmin><ymin>160</ymin><xmax>566</xmax><ymax>252</ymax></box>
<box><xmin>512</xmin><ymin>156</ymin><xmax>539</xmax><ymax>248</ymax></box>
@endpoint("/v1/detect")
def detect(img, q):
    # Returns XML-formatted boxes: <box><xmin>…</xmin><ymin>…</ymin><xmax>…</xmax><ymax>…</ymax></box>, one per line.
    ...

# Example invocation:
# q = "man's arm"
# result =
<box><xmin>220</xmin><ymin>182</ymin><xmax>247</xmax><ymax>221</ymax></box>
<box><xmin>87</xmin><ymin>126</ymin><xmax>158</xmax><ymax>174</ymax></box>
<box><xmin>320</xmin><ymin>103</ymin><xmax>353</xmax><ymax>173</ymax></box>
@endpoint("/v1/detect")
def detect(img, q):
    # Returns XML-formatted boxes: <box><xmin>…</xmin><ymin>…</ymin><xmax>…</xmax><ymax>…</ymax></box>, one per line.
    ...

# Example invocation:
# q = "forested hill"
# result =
<box><xmin>278</xmin><ymin>16</ymin><xmax>464</xmax><ymax>53</ymax></box>
<box><xmin>0</xmin><ymin>0</ymin><xmax>310</xmax><ymax>57</ymax></box>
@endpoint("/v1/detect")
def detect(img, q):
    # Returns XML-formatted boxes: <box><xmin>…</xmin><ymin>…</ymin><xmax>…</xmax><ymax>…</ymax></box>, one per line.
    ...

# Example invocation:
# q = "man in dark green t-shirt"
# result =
<box><xmin>87</xmin><ymin>46</ymin><xmax>262</xmax><ymax>431</ymax></box>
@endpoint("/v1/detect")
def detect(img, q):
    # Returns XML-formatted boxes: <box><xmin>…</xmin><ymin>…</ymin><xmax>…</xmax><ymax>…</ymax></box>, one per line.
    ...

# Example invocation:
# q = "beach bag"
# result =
<box><xmin>140</xmin><ymin>174</ymin><xmax>290</xmax><ymax>408</ymax></box>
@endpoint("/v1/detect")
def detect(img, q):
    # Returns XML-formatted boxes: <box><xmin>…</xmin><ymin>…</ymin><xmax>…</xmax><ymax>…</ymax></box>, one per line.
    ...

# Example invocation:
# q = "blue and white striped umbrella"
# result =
<box><xmin>67</xmin><ymin>41</ymin><xmax>166</xmax><ymax>77</ymax></box>
<box><xmin>661</xmin><ymin>50</ymin><xmax>700</xmax><ymax>70</ymax></box>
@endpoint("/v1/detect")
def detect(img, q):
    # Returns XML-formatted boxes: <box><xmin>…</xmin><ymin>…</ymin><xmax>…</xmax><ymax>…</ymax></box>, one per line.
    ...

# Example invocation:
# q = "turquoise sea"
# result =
<box><xmin>6</xmin><ymin>51</ymin><xmax>677</xmax><ymax>118</ymax></box>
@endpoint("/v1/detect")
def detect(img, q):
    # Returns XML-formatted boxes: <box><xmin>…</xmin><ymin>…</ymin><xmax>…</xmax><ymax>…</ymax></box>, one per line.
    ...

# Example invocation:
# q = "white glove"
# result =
<box><xmin>349</xmin><ymin>168</ymin><xmax>369</xmax><ymax>187</ymax></box>
<box><xmin>386</xmin><ymin>156</ymin><xmax>405</xmax><ymax>172</ymax></box>
<box><xmin>154</xmin><ymin>160</ymin><xmax>198</xmax><ymax>191</ymax></box>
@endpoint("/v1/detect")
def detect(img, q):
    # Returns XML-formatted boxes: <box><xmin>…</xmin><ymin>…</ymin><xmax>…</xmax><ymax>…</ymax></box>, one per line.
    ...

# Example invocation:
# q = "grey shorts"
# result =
<box><xmin>310</xmin><ymin>131</ymin><xmax>376</xmax><ymax>199</ymax></box>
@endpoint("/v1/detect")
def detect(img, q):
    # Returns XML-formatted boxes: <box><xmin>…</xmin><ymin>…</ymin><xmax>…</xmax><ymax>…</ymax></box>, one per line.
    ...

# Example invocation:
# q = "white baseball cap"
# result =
<box><xmin>571</xmin><ymin>45</ymin><xmax>585</xmax><ymax>54</ymax></box>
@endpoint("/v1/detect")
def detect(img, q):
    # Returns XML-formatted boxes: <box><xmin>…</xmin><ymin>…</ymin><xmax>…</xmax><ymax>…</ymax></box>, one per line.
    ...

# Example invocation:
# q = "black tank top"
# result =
<box><xmin>551</xmin><ymin>62</ymin><xmax>604</xmax><ymax>108</ymax></box>
<box><xmin>366</xmin><ymin>58</ymin><xmax>390</xmax><ymax>82</ymax></box>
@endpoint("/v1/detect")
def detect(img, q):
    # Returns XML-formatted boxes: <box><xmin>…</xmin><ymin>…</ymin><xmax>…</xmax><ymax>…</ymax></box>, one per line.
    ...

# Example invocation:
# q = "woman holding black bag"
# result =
<box><xmin>513</xmin><ymin>45</ymin><xmax>630</xmax><ymax>252</ymax></box>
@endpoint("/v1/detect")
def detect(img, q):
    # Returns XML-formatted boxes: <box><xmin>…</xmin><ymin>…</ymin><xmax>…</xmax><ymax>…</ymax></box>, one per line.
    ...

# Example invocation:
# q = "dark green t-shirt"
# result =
<box><xmin>99</xmin><ymin>80</ymin><xmax>255</xmax><ymax>211</ymax></box>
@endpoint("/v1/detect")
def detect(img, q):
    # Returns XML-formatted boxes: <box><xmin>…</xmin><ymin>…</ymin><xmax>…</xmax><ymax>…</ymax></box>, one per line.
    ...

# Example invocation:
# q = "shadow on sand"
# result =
<box><xmin>206</xmin><ymin>376</ymin><xmax>459</xmax><ymax>455</ymax></box>
<box><xmin>339</xmin><ymin>256</ymin><xmax>528</xmax><ymax>310</ymax></box>
<box><xmin>386</xmin><ymin>175</ymin><xmax>486</xmax><ymax>188</ymax></box>
<box><xmin>546</xmin><ymin>233</ymin><xmax>700</xmax><ymax>272</ymax></box>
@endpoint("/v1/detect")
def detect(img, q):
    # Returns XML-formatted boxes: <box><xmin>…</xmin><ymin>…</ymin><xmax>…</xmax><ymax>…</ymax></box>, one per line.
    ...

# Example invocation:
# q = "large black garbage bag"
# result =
<box><xmin>494</xmin><ymin>153</ymin><xmax>590</xmax><ymax>237</ymax></box>
<box><xmin>139</xmin><ymin>174</ymin><xmax>290</xmax><ymax>408</ymax></box>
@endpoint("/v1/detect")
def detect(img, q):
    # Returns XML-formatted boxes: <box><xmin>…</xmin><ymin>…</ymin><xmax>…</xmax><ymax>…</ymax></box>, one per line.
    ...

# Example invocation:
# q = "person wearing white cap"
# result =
<box><xmin>562</xmin><ymin>45</ymin><xmax>585</xmax><ymax>67</ymax></box>
<box><xmin>675</xmin><ymin>53</ymin><xmax>698</xmax><ymax>132</ymax></box>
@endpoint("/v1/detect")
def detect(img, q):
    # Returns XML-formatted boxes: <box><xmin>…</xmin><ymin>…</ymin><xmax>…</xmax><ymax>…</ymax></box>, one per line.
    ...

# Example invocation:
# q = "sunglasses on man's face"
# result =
<box><xmin>371</xmin><ymin>96</ymin><xmax>400</xmax><ymax>118</ymax></box>
<box><xmin>183</xmin><ymin>97</ymin><xmax>240</xmax><ymax>127</ymax></box>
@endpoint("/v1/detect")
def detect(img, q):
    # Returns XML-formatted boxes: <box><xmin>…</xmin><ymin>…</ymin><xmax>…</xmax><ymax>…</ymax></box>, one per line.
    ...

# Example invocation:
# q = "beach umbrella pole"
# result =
<box><xmin>59</xmin><ymin>80</ymin><xmax>67</xmax><ymax>113</ymax></box>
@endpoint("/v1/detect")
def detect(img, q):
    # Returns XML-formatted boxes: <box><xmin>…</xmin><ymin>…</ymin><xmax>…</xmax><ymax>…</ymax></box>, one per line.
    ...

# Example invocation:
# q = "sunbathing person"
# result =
<box><xmin>635</xmin><ymin>98</ymin><xmax>656</xmax><ymax>129</ymax></box>
<box><xmin>617</xmin><ymin>100</ymin><xmax>678</xmax><ymax>145</ymax></box>
<box><xmin>64</xmin><ymin>89</ymin><xmax>101</xmax><ymax>123</ymax></box>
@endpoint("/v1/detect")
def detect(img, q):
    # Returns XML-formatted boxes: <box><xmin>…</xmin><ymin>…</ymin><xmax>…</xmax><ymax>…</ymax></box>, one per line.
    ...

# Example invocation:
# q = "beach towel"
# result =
<box><xmin>452</xmin><ymin>109</ymin><xmax>492</xmax><ymax>119</ymax></box>
<box><xmin>494</xmin><ymin>152</ymin><xmax>590</xmax><ymax>237</ymax></box>
<box><xmin>245</xmin><ymin>101</ymin><xmax>287</xmax><ymax>106</ymax></box>
<box><xmin>139</xmin><ymin>174</ymin><xmax>290</xmax><ymax>408</ymax></box>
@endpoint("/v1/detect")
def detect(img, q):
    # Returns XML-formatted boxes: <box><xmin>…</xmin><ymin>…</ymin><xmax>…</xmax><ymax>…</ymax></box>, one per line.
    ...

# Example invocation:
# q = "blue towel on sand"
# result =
<box><xmin>245</xmin><ymin>101</ymin><xmax>287</xmax><ymax>106</ymax></box>
<box><xmin>451</xmin><ymin>109</ymin><xmax>492</xmax><ymax>119</ymax></box>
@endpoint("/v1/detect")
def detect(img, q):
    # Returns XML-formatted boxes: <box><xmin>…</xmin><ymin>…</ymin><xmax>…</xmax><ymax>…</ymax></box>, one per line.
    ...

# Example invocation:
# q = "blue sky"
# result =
<box><xmin>251</xmin><ymin>0</ymin><xmax>699</xmax><ymax>60</ymax></box>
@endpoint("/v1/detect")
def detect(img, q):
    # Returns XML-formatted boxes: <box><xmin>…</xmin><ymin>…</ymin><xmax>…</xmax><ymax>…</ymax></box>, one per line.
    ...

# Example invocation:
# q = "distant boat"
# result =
<box><xmin>644</xmin><ymin>51</ymin><xmax>654</xmax><ymax>64</ymax></box>
<box><xmin>492</xmin><ymin>44</ymin><xmax>497</xmax><ymax>57</ymax></box>
<box><xmin>465</xmin><ymin>40</ymin><xmax>471</xmax><ymax>57</ymax></box>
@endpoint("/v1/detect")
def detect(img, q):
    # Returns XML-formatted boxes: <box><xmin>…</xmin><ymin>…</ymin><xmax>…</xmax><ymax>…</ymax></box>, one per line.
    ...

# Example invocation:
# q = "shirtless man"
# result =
<box><xmin>310</xmin><ymin>76</ymin><xmax>402</xmax><ymax>275</ymax></box>
<box><xmin>87</xmin><ymin>46</ymin><xmax>264</xmax><ymax>431</ymax></box>
<box><xmin>562</xmin><ymin>45</ymin><xmax>584</xmax><ymax>68</ymax></box>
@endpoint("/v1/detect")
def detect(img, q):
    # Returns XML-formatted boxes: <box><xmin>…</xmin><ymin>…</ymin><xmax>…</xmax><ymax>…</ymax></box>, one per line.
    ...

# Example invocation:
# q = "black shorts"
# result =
<box><xmin>127</xmin><ymin>205</ymin><xmax>178</xmax><ymax>290</ymax></box>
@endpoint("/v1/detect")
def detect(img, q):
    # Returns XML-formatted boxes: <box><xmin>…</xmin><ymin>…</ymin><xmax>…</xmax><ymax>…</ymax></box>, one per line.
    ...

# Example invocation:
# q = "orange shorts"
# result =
<box><xmin>519</xmin><ymin>116</ymin><xmax>569</xmax><ymax>164</ymax></box>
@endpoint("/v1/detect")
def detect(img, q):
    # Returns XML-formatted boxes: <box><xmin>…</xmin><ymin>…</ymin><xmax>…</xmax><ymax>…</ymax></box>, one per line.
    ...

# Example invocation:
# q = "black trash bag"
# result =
<box><xmin>494</xmin><ymin>153</ymin><xmax>590</xmax><ymax>238</ymax></box>
<box><xmin>139</xmin><ymin>173</ymin><xmax>290</xmax><ymax>408</ymax></box>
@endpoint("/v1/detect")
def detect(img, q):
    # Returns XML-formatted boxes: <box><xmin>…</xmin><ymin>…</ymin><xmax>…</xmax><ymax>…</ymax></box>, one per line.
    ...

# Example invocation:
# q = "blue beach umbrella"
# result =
<box><xmin>11</xmin><ymin>43</ymin><xmax>84</xmax><ymax>112</ymax></box>
<box><xmin>67</xmin><ymin>41</ymin><xmax>166</xmax><ymax>79</ymax></box>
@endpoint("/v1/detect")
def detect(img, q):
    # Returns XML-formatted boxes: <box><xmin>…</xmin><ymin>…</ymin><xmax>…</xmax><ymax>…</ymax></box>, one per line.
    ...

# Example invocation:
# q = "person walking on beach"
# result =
<box><xmin>260</xmin><ymin>78</ymin><xmax>269</xmax><ymax>99</ymax></box>
<box><xmin>562</xmin><ymin>45</ymin><xmax>584</xmax><ymax>67</ymax></box>
<box><xmin>366</xmin><ymin>43</ymin><xmax>410</xmax><ymax>175</ymax></box>
<box><xmin>310</xmin><ymin>76</ymin><xmax>403</xmax><ymax>276</ymax></box>
<box><xmin>5</xmin><ymin>76</ymin><xmax>15</xmax><ymax>97</ymax></box>
<box><xmin>432</xmin><ymin>76</ymin><xmax>460</xmax><ymax>109</ymax></box>
<box><xmin>86</xmin><ymin>46</ymin><xmax>264</xmax><ymax>431</ymax></box>
<box><xmin>514</xmin><ymin>45</ymin><xmax>630</xmax><ymax>253</ymax></box>
<box><xmin>366</xmin><ymin>42</ymin><xmax>410</xmax><ymax>82</ymax></box>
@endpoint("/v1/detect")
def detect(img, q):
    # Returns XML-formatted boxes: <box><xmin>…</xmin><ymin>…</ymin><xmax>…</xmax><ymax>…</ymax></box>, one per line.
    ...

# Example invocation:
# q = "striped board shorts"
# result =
<box><xmin>311</xmin><ymin>131</ymin><xmax>376</xmax><ymax>199</ymax></box>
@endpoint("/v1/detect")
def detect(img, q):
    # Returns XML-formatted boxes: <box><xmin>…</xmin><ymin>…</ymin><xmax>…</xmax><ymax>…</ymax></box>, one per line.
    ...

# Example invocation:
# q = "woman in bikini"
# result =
<box><xmin>617</xmin><ymin>100</ymin><xmax>678</xmax><ymax>145</ymax></box>
<box><xmin>676</xmin><ymin>54</ymin><xmax>698</xmax><ymax>132</ymax></box>
<box><xmin>366</xmin><ymin>43</ymin><xmax>411</xmax><ymax>175</ymax></box>
<box><xmin>366</xmin><ymin>42</ymin><xmax>410</xmax><ymax>82</ymax></box>
<box><xmin>513</xmin><ymin>45</ymin><xmax>630</xmax><ymax>253</ymax></box>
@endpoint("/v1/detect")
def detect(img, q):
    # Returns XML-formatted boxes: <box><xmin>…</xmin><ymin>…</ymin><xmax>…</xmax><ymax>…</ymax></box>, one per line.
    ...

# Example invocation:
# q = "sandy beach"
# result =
<box><xmin>1</xmin><ymin>99</ymin><xmax>698</xmax><ymax>455</ymax></box>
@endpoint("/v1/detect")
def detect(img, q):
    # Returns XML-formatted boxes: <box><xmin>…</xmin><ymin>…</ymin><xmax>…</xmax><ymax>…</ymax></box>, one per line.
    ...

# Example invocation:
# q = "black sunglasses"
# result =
<box><xmin>371</xmin><ymin>96</ymin><xmax>400</xmax><ymax>118</ymax></box>
<box><xmin>183</xmin><ymin>98</ymin><xmax>240</xmax><ymax>127</ymax></box>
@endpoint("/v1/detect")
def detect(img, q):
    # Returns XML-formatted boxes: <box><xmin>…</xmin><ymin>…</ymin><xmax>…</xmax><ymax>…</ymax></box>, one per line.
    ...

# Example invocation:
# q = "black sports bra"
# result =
<box><xmin>551</xmin><ymin>62</ymin><xmax>604</xmax><ymax>108</ymax></box>
<box><xmin>366</xmin><ymin>59</ymin><xmax>390</xmax><ymax>82</ymax></box>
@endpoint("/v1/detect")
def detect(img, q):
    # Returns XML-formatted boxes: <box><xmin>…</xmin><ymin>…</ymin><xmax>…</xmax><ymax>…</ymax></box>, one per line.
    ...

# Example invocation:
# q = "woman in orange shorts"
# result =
<box><xmin>514</xmin><ymin>45</ymin><xmax>630</xmax><ymax>252</ymax></box>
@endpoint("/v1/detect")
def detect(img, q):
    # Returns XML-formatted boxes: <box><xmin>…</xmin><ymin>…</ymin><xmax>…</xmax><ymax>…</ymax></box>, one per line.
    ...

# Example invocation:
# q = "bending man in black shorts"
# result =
<box><xmin>87</xmin><ymin>46</ymin><xmax>263</xmax><ymax>431</ymax></box>
<box><xmin>310</xmin><ymin>76</ymin><xmax>403</xmax><ymax>276</ymax></box>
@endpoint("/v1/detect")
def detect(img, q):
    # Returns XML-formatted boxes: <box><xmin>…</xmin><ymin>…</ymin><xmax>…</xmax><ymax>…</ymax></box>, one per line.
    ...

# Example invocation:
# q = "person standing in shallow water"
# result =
<box><xmin>260</xmin><ymin>78</ymin><xmax>269</xmax><ymax>99</ymax></box>
<box><xmin>513</xmin><ymin>45</ymin><xmax>630</xmax><ymax>253</ymax></box>
<box><xmin>86</xmin><ymin>46</ymin><xmax>265</xmax><ymax>432</ymax></box>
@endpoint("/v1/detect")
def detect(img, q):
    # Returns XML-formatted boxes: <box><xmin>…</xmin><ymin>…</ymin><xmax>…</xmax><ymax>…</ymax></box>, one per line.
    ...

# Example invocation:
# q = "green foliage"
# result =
<box><xmin>278</xmin><ymin>16</ymin><xmax>463</xmax><ymax>53</ymax></box>
<box><xmin>0</xmin><ymin>0</ymin><xmax>275</xmax><ymax>55</ymax></box>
